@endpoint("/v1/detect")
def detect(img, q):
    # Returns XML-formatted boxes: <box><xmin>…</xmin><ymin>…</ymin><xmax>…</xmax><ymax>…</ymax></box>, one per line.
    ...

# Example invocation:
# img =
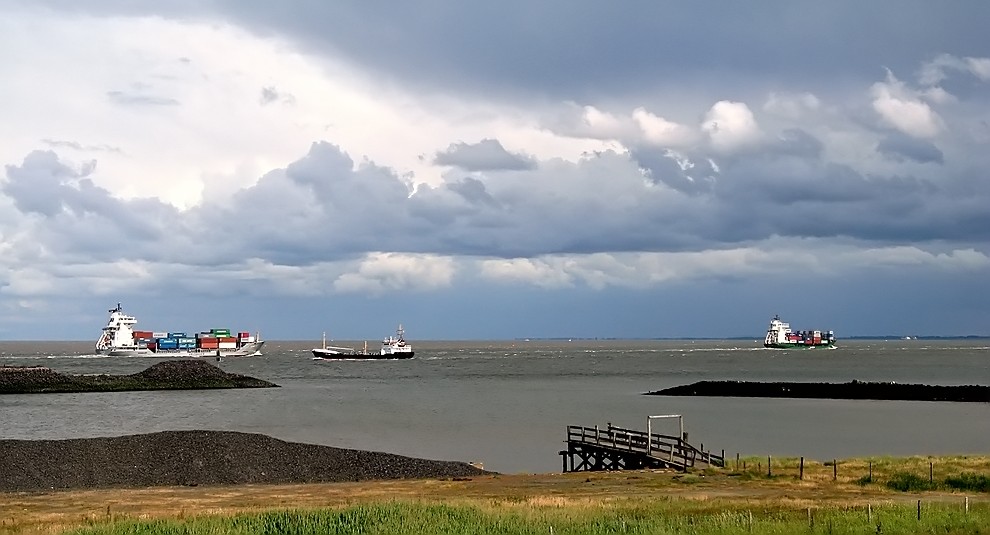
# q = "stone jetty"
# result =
<box><xmin>0</xmin><ymin>360</ymin><xmax>277</xmax><ymax>394</ymax></box>
<box><xmin>646</xmin><ymin>380</ymin><xmax>990</xmax><ymax>402</ymax></box>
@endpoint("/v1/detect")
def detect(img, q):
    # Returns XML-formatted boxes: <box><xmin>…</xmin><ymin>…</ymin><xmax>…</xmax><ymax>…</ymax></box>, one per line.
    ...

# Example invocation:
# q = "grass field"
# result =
<box><xmin>2</xmin><ymin>455</ymin><xmax>988</xmax><ymax>534</ymax></box>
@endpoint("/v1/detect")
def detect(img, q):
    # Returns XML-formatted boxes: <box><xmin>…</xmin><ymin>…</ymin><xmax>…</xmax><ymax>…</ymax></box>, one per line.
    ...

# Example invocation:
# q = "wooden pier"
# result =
<box><xmin>560</xmin><ymin>422</ymin><xmax>724</xmax><ymax>473</ymax></box>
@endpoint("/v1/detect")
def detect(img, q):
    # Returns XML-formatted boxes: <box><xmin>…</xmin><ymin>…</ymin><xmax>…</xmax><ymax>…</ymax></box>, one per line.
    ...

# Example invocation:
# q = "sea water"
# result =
<box><xmin>1</xmin><ymin>339</ymin><xmax>988</xmax><ymax>473</ymax></box>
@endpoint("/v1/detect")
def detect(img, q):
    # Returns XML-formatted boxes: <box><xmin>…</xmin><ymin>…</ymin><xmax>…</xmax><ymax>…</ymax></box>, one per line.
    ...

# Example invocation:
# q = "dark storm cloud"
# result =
<box><xmin>18</xmin><ymin>1</ymin><xmax>990</xmax><ymax>101</ymax></box>
<box><xmin>769</xmin><ymin>129</ymin><xmax>824</xmax><ymax>159</ymax></box>
<box><xmin>876</xmin><ymin>132</ymin><xmax>945</xmax><ymax>164</ymax></box>
<box><xmin>6</xmin><ymin>126</ymin><xmax>990</xmax><ymax>271</ymax></box>
<box><xmin>106</xmin><ymin>90</ymin><xmax>179</xmax><ymax>106</ymax></box>
<box><xmin>434</xmin><ymin>139</ymin><xmax>536</xmax><ymax>171</ymax></box>
<box><xmin>3</xmin><ymin>151</ymin><xmax>178</xmax><ymax>256</ymax></box>
<box><xmin>628</xmin><ymin>147</ymin><xmax>716</xmax><ymax>195</ymax></box>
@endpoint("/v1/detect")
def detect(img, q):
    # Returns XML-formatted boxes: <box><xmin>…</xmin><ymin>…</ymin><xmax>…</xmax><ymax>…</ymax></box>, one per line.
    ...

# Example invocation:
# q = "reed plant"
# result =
<box><xmin>63</xmin><ymin>500</ymin><xmax>990</xmax><ymax>535</ymax></box>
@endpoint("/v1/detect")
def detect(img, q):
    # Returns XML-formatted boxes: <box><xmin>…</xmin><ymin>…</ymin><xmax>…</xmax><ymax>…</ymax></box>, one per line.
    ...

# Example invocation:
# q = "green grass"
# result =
<box><xmin>65</xmin><ymin>500</ymin><xmax>990</xmax><ymax>535</ymax></box>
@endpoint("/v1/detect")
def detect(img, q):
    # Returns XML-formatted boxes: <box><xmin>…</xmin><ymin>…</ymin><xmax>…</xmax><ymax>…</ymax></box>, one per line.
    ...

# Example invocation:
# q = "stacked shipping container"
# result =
<box><xmin>131</xmin><ymin>327</ymin><xmax>254</xmax><ymax>352</ymax></box>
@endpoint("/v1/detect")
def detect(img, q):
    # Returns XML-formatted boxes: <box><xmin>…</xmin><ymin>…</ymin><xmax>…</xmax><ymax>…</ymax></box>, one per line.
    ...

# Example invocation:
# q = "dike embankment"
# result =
<box><xmin>0</xmin><ymin>359</ymin><xmax>277</xmax><ymax>394</ymax></box>
<box><xmin>647</xmin><ymin>380</ymin><xmax>990</xmax><ymax>402</ymax></box>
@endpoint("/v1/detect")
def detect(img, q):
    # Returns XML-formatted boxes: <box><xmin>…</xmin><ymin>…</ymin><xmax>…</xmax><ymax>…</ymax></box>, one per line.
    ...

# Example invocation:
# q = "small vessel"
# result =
<box><xmin>95</xmin><ymin>303</ymin><xmax>264</xmax><ymax>357</ymax></box>
<box><xmin>312</xmin><ymin>324</ymin><xmax>414</xmax><ymax>360</ymax></box>
<box><xmin>764</xmin><ymin>315</ymin><xmax>836</xmax><ymax>349</ymax></box>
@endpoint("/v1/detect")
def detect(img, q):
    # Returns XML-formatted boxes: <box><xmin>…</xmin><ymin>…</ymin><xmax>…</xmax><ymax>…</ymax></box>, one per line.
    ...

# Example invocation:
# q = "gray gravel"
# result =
<box><xmin>0</xmin><ymin>430</ymin><xmax>487</xmax><ymax>492</ymax></box>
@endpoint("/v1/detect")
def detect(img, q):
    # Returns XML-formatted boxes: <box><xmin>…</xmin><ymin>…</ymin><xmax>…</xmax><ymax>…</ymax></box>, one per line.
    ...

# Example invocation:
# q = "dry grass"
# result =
<box><xmin>2</xmin><ymin>455</ymin><xmax>988</xmax><ymax>534</ymax></box>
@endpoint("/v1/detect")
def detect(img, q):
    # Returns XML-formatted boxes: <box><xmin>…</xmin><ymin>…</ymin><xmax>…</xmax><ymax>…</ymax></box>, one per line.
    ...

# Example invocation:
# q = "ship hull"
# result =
<box><xmin>312</xmin><ymin>350</ymin><xmax>414</xmax><ymax>360</ymax></box>
<box><xmin>100</xmin><ymin>341</ymin><xmax>265</xmax><ymax>357</ymax></box>
<box><xmin>764</xmin><ymin>341</ymin><xmax>837</xmax><ymax>350</ymax></box>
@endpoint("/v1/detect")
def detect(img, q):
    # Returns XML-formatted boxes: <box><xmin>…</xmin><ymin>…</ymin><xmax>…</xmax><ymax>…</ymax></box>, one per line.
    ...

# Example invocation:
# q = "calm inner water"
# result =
<box><xmin>1</xmin><ymin>339</ymin><xmax>988</xmax><ymax>473</ymax></box>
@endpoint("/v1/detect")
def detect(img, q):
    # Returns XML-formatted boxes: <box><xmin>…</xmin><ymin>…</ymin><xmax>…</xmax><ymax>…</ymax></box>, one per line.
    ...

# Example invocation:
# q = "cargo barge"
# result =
<box><xmin>312</xmin><ymin>324</ymin><xmax>414</xmax><ymax>359</ymax></box>
<box><xmin>95</xmin><ymin>303</ymin><xmax>264</xmax><ymax>357</ymax></box>
<box><xmin>764</xmin><ymin>314</ymin><xmax>836</xmax><ymax>349</ymax></box>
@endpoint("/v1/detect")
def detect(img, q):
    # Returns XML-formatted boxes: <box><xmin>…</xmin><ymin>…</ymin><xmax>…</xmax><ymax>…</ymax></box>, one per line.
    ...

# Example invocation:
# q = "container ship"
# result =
<box><xmin>95</xmin><ymin>303</ymin><xmax>264</xmax><ymax>357</ymax></box>
<box><xmin>764</xmin><ymin>315</ymin><xmax>836</xmax><ymax>349</ymax></box>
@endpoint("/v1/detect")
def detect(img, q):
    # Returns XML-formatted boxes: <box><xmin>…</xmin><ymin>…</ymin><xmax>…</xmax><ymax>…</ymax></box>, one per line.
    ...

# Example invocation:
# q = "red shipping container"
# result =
<box><xmin>218</xmin><ymin>337</ymin><xmax>237</xmax><ymax>343</ymax></box>
<box><xmin>238</xmin><ymin>332</ymin><xmax>250</xmax><ymax>338</ymax></box>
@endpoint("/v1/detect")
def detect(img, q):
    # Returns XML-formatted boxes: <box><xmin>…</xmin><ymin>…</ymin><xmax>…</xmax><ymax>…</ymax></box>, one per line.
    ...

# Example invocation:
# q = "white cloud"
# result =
<box><xmin>919</xmin><ymin>53</ymin><xmax>990</xmax><ymax>85</ymax></box>
<box><xmin>701</xmin><ymin>101</ymin><xmax>762</xmax><ymax>153</ymax></box>
<box><xmin>870</xmin><ymin>71</ymin><xmax>943</xmax><ymax>138</ymax></box>
<box><xmin>632</xmin><ymin>107</ymin><xmax>697</xmax><ymax>147</ymax></box>
<box><xmin>477</xmin><ymin>258</ymin><xmax>575</xmax><ymax>289</ymax></box>
<box><xmin>333</xmin><ymin>253</ymin><xmax>457</xmax><ymax>295</ymax></box>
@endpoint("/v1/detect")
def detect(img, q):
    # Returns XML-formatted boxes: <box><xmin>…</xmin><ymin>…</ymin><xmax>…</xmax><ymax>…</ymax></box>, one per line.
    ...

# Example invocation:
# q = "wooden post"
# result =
<box><xmin>807</xmin><ymin>507</ymin><xmax>812</xmax><ymax>529</ymax></box>
<box><xmin>867</xmin><ymin>503</ymin><xmax>872</xmax><ymax>523</ymax></box>
<box><xmin>736</xmin><ymin>453</ymin><xmax>740</xmax><ymax>470</ymax></box>
<box><xmin>799</xmin><ymin>457</ymin><xmax>804</xmax><ymax>480</ymax></box>
<box><xmin>767</xmin><ymin>455</ymin><xmax>772</xmax><ymax>477</ymax></box>
<box><xmin>929</xmin><ymin>462</ymin><xmax>933</xmax><ymax>484</ymax></box>
<box><xmin>869</xmin><ymin>461</ymin><xmax>873</xmax><ymax>482</ymax></box>
<box><xmin>965</xmin><ymin>496</ymin><xmax>969</xmax><ymax>514</ymax></box>
<box><xmin>917</xmin><ymin>499</ymin><xmax>921</xmax><ymax>520</ymax></box>
<box><xmin>833</xmin><ymin>459</ymin><xmax>837</xmax><ymax>481</ymax></box>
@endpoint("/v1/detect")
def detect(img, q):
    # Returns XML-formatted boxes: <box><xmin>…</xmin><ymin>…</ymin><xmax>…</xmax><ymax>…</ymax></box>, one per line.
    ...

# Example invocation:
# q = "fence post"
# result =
<box><xmin>917</xmin><ymin>499</ymin><xmax>921</xmax><ymax>520</ymax></box>
<box><xmin>767</xmin><ymin>455</ymin><xmax>772</xmax><ymax>477</ymax></box>
<box><xmin>867</xmin><ymin>503</ymin><xmax>872</xmax><ymax>523</ymax></box>
<box><xmin>929</xmin><ymin>462</ymin><xmax>933</xmax><ymax>484</ymax></box>
<box><xmin>965</xmin><ymin>496</ymin><xmax>969</xmax><ymax>514</ymax></box>
<box><xmin>868</xmin><ymin>461</ymin><xmax>872</xmax><ymax>482</ymax></box>
<box><xmin>833</xmin><ymin>459</ymin><xmax>837</xmax><ymax>481</ymax></box>
<box><xmin>799</xmin><ymin>457</ymin><xmax>804</xmax><ymax>480</ymax></box>
<box><xmin>736</xmin><ymin>453</ymin><xmax>740</xmax><ymax>471</ymax></box>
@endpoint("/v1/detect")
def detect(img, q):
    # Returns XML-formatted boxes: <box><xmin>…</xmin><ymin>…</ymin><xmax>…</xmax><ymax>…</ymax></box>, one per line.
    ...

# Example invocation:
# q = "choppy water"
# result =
<box><xmin>1</xmin><ymin>339</ymin><xmax>988</xmax><ymax>473</ymax></box>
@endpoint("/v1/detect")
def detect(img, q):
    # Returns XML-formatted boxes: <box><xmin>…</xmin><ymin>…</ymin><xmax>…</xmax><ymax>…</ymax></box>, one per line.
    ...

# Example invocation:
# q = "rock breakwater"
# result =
<box><xmin>646</xmin><ymin>380</ymin><xmax>990</xmax><ymax>402</ymax></box>
<box><xmin>0</xmin><ymin>360</ymin><xmax>277</xmax><ymax>394</ymax></box>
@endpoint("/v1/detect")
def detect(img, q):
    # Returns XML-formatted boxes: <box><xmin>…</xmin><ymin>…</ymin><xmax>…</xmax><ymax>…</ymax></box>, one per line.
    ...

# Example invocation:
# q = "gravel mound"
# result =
<box><xmin>0</xmin><ymin>430</ymin><xmax>487</xmax><ymax>492</ymax></box>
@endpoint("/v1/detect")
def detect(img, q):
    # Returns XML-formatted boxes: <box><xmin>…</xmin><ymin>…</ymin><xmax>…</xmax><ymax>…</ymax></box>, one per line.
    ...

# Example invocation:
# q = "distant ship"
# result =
<box><xmin>764</xmin><ymin>315</ymin><xmax>836</xmax><ymax>349</ymax></box>
<box><xmin>312</xmin><ymin>324</ymin><xmax>414</xmax><ymax>360</ymax></box>
<box><xmin>95</xmin><ymin>303</ymin><xmax>264</xmax><ymax>357</ymax></box>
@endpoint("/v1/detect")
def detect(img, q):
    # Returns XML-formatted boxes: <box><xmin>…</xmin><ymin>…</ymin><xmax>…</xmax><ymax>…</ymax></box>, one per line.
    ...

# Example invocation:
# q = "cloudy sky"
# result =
<box><xmin>1</xmin><ymin>1</ymin><xmax>988</xmax><ymax>340</ymax></box>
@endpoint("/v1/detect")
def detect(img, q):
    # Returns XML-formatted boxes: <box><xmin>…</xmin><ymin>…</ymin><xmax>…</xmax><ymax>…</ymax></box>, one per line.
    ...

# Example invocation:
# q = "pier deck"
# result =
<box><xmin>560</xmin><ymin>423</ymin><xmax>724</xmax><ymax>473</ymax></box>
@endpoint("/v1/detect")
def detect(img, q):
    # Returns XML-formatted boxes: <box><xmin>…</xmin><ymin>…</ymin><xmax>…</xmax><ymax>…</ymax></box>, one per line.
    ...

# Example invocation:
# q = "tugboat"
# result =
<box><xmin>764</xmin><ymin>315</ymin><xmax>836</xmax><ymax>349</ymax></box>
<box><xmin>95</xmin><ymin>303</ymin><xmax>264</xmax><ymax>357</ymax></box>
<box><xmin>312</xmin><ymin>324</ymin><xmax>414</xmax><ymax>360</ymax></box>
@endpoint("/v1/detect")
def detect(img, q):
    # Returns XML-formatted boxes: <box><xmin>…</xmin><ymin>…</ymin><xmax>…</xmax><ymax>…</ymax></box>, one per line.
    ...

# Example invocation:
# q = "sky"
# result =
<box><xmin>1</xmin><ymin>1</ymin><xmax>989</xmax><ymax>340</ymax></box>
